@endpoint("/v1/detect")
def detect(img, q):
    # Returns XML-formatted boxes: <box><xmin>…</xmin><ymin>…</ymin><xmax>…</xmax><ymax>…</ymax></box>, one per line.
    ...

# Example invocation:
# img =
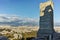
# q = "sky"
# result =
<box><xmin>0</xmin><ymin>0</ymin><xmax>40</xmax><ymax>26</ymax></box>
<box><xmin>0</xmin><ymin>0</ymin><xmax>60</xmax><ymax>24</ymax></box>
<box><xmin>53</xmin><ymin>0</ymin><xmax>60</xmax><ymax>23</ymax></box>
<box><xmin>0</xmin><ymin>0</ymin><xmax>41</xmax><ymax>19</ymax></box>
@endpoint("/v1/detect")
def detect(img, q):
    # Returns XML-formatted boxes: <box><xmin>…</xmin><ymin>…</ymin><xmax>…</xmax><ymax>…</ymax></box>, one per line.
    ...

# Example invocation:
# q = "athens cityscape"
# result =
<box><xmin>0</xmin><ymin>0</ymin><xmax>60</xmax><ymax>40</ymax></box>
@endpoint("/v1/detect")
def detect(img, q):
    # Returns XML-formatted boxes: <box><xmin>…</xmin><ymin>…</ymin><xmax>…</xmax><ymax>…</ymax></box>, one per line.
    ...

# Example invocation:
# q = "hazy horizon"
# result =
<box><xmin>0</xmin><ymin>0</ymin><xmax>60</xmax><ymax>27</ymax></box>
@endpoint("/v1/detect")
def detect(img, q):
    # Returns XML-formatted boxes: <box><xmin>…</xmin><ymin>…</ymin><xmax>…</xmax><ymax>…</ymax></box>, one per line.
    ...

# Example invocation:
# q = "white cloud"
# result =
<box><xmin>0</xmin><ymin>13</ymin><xmax>7</xmax><ymax>16</ymax></box>
<box><xmin>0</xmin><ymin>14</ymin><xmax>39</xmax><ymax>26</ymax></box>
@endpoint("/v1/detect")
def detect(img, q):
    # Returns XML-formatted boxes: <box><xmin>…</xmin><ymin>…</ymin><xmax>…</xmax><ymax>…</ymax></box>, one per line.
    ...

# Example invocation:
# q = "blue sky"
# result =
<box><xmin>0</xmin><ymin>0</ymin><xmax>40</xmax><ymax>18</ymax></box>
<box><xmin>0</xmin><ymin>0</ymin><xmax>60</xmax><ymax>23</ymax></box>
<box><xmin>53</xmin><ymin>0</ymin><xmax>60</xmax><ymax>23</ymax></box>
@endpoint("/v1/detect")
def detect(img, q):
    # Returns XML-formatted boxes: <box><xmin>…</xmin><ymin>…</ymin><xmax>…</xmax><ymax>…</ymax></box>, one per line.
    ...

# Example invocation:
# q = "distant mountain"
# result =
<box><xmin>54</xmin><ymin>23</ymin><xmax>60</xmax><ymax>27</ymax></box>
<box><xmin>0</xmin><ymin>16</ymin><xmax>39</xmax><ymax>27</ymax></box>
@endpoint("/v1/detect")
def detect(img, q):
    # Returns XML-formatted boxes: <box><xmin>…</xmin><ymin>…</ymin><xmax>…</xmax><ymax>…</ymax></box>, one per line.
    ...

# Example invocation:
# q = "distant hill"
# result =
<box><xmin>0</xmin><ymin>16</ymin><xmax>39</xmax><ymax>27</ymax></box>
<box><xmin>54</xmin><ymin>23</ymin><xmax>60</xmax><ymax>27</ymax></box>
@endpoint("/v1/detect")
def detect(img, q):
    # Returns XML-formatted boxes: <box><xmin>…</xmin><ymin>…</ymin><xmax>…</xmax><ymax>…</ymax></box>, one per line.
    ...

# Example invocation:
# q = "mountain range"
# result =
<box><xmin>0</xmin><ymin>16</ymin><xmax>39</xmax><ymax>27</ymax></box>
